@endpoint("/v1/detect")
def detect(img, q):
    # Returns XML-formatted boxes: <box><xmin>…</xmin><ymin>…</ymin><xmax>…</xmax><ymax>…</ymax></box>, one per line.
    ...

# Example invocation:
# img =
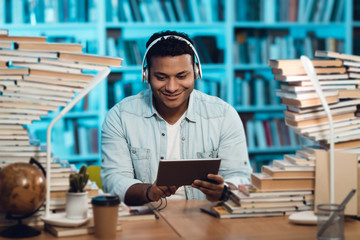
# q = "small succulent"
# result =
<box><xmin>69</xmin><ymin>165</ymin><xmax>89</xmax><ymax>193</ymax></box>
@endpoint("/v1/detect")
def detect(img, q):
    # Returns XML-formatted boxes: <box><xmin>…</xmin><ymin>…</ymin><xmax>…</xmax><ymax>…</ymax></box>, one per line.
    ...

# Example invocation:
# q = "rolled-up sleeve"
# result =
<box><xmin>218</xmin><ymin>105</ymin><xmax>252</xmax><ymax>187</ymax></box>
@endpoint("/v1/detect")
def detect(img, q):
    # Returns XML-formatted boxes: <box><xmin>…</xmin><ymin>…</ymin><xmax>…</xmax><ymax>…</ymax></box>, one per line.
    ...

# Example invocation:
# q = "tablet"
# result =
<box><xmin>156</xmin><ymin>158</ymin><xmax>221</xmax><ymax>186</ymax></box>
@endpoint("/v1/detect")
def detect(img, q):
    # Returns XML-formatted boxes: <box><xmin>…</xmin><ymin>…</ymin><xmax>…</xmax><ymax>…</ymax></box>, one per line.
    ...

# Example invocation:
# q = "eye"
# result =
<box><xmin>177</xmin><ymin>74</ymin><xmax>187</xmax><ymax>80</ymax></box>
<box><xmin>155</xmin><ymin>75</ymin><xmax>166</xmax><ymax>81</ymax></box>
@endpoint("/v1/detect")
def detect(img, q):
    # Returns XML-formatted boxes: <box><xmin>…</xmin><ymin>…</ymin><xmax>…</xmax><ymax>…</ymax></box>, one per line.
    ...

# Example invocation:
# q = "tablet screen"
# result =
<box><xmin>156</xmin><ymin>158</ymin><xmax>221</xmax><ymax>186</ymax></box>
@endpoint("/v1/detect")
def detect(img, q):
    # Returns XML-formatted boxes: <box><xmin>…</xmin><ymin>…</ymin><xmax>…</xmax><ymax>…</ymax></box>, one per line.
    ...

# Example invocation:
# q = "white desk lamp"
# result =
<box><xmin>289</xmin><ymin>56</ymin><xmax>335</xmax><ymax>224</ymax></box>
<box><xmin>42</xmin><ymin>68</ymin><xmax>110</xmax><ymax>225</ymax></box>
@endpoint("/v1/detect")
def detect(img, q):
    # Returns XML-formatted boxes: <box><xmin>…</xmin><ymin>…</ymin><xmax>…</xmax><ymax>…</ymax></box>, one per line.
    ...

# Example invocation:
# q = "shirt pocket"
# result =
<box><xmin>196</xmin><ymin>149</ymin><xmax>218</xmax><ymax>159</ymax></box>
<box><xmin>129</xmin><ymin>146</ymin><xmax>150</xmax><ymax>183</ymax></box>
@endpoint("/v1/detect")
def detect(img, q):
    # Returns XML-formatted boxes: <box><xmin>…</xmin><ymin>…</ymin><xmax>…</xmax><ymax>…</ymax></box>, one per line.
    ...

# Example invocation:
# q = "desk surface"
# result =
<box><xmin>1</xmin><ymin>200</ymin><xmax>360</xmax><ymax>240</ymax></box>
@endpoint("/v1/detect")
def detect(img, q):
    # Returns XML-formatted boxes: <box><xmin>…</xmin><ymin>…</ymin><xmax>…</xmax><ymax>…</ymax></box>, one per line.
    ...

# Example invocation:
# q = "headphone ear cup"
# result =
<box><xmin>143</xmin><ymin>66</ymin><xmax>149</xmax><ymax>83</ymax></box>
<box><xmin>194</xmin><ymin>63</ymin><xmax>200</xmax><ymax>80</ymax></box>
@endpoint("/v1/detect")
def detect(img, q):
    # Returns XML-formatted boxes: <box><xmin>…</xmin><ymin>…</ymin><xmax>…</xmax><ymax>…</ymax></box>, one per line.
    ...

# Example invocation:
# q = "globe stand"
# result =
<box><xmin>0</xmin><ymin>219</ymin><xmax>40</xmax><ymax>238</ymax></box>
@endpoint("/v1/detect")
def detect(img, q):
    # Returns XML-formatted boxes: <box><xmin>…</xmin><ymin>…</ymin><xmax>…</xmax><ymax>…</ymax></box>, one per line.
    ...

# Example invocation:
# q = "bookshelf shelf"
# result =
<box><xmin>235</xmin><ymin>106</ymin><xmax>286</xmax><ymax>113</ymax></box>
<box><xmin>2</xmin><ymin>0</ymin><xmax>355</xmax><ymax>169</ymax></box>
<box><xmin>248</xmin><ymin>147</ymin><xmax>300</xmax><ymax>154</ymax></box>
<box><xmin>234</xmin><ymin>22</ymin><xmax>347</xmax><ymax>28</ymax></box>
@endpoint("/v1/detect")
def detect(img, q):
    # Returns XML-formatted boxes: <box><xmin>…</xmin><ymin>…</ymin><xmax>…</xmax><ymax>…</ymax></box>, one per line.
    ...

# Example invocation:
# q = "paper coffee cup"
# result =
<box><xmin>91</xmin><ymin>196</ymin><xmax>120</xmax><ymax>239</ymax></box>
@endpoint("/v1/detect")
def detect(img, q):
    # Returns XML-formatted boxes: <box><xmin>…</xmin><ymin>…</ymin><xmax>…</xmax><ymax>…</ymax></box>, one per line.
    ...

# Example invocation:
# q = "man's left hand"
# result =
<box><xmin>191</xmin><ymin>174</ymin><xmax>224</xmax><ymax>202</ymax></box>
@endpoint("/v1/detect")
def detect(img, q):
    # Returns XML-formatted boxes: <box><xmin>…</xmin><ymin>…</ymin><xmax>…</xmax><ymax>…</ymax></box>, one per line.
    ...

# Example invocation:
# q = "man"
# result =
<box><xmin>101</xmin><ymin>30</ymin><xmax>252</xmax><ymax>206</ymax></box>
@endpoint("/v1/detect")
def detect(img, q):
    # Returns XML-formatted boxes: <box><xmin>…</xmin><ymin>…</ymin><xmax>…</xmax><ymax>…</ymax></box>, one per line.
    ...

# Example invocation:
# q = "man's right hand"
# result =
<box><xmin>147</xmin><ymin>181</ymin><xmax>178</xmax><ymax>202</ymax></box>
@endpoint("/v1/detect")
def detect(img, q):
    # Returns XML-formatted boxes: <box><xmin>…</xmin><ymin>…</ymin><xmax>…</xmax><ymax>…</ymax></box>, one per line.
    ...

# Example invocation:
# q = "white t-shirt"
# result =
<box><xmin>165</xmin><ymin>113</ymin><xmax>186</xmax><ymax>200</ymax></box>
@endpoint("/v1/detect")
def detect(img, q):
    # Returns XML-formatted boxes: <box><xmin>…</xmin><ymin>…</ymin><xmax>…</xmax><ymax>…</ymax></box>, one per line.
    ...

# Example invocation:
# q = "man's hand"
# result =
<box><xmin>147</xmin><ymin>181</ymin><xmax>178</xmax><ymax>202</ymax></box>
<box><xmin>191</xmin><ymin>174</ymin><xmax>224</xmax><ymax>202</ymax></box>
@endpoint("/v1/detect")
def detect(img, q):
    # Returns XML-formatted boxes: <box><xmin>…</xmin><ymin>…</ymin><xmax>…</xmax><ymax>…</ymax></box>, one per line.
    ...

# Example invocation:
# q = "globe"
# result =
<box><xmin>0</xmin><ymin>162</ymin><xmax>46</xmax><ymax>216</ymax></box>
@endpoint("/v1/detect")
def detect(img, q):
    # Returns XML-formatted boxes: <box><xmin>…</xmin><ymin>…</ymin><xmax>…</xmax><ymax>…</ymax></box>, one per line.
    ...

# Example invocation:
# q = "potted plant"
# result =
<box><xmin>65</xmin><ymin>165</ymin><xmax>89</xmax><ymax>219</ymax></box>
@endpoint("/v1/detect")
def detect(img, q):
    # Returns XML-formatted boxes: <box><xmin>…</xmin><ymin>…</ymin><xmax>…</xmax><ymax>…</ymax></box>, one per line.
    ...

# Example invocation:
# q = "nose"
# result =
<box><xmin>165</xmin><ymin>78</ymin><xmax>179</xmax><ymax>93</ymax></box>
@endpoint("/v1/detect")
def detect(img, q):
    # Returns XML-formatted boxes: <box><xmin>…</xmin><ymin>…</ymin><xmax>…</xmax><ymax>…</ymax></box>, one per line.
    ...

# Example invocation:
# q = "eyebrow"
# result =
<box><xmin>153</xmin><ymin>70</ymin><xmax>189</xmax><ymax>76</ymax></box>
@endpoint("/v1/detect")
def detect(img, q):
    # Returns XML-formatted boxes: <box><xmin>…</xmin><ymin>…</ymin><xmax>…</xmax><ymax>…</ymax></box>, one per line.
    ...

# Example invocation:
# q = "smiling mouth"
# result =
<box><xmin>162</xmin><ymin>91</ymin><xmax>182</xmax><ymax>98</ymax></box>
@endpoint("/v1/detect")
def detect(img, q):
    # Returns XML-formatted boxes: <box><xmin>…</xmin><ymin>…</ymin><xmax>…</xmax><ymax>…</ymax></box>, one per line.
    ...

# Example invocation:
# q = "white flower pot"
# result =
<box><xmin>65</xmin><ymin>191</ymin><xmax>88</xmax><ymax>219</ymax></box>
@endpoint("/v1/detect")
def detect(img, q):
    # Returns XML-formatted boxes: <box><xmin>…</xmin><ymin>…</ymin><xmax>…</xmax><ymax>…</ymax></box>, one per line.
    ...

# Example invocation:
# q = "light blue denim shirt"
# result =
<box><xmin>101</xmin><ymin>89</ymin><xmax>252</xmax><ymax>201</ymax></box>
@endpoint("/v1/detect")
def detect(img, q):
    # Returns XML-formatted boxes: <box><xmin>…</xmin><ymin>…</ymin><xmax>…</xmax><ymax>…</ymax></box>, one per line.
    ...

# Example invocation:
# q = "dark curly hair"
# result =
<box><xmin>145</xmin><ymin>30</ymin><xmax>195</xmax><ymax>69</ymax></box>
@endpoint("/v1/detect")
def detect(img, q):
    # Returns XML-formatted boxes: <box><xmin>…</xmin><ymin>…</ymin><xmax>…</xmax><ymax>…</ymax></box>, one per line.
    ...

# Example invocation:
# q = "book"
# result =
<box><xmin>287</xmin><ymin>99</ymin><xmax>360</xmax><ymax>114</ymax></box>
<box><xmin>273</xmin><ymin>73</ymin><xmax>348</xmax><ymax>82</ymax></box>
<box><xmin>29</xmin><ymin>69</ymin><xmax>93</xmax><ymax>82</ymax></box>
<box><xmin>284</xmin><ymin>154</ymin><xmax>315</xmax><ymax>165</ymax></box>
<box><xmin>338</xmin><ymin>89</ymin><xmax>360</xmax><ymax>99</ymax></box>
<box><xmin>0</xmin><ymin>36</ymin><xmax>47</xmax><ymax>42</ymax></box>
<box><xmin>39</xmin><ymin>58</ymin><xmax>108</xmax><ymax>71</ymax></box>
<box><xmin>23</xmin><ymin>75</ymin><xmax>88</xmax><ymax>88</ymax></box>
<box><xmin>268</xmin><ymin>59</ymin><xmax>343</xmax><ymax>68</ymax></box>
<box><xmin>271</xmin><ymin>67</ymin><xmax>346</xmax><ymax>75</ymax></box>
<box><xmin>293</xmin><ymin>118</ymin><xmax>360</xmax><ymax>135</ymax></box>
<box><xmin>44</xmin><ymin>219</ymin><xmax>122</xmax><ymax>237</ymax></box>
<box><xmin>281</xmin><ymin>95</ymin><xmax>339</xmax><ymax>108</ymax></box>
<box><xmin>0</xmin><ymin>49</ymin><xmax>58</xmax><ymax>58</ymax></box>
<box><xmin>223</xmin><ymin>199</ymin><xmax>311</xmax><ymax>214</ymax></box>
<box><xmin>15</xmin><ymin>42</ymin><xmax>83</xmax><ymax>53</ymax></box>
<box><xmin>200</xmin><ymin>203</ymin><xmax>286</xmax><ymax>219</ymax></box>
<box><xmin>284</xmin><ymin>112</ymin><xmax>354</xmax><ymax>127</ymax></box>
<box><xmin>262</xmin><ymin>165</ymin><xmax>315</xmax><ymax>178</ymax></box>
<box><xmin>223</xmin><ymin>201</ymin><xmax>312</xmax><ymax>214</ymax></box>
<box><xmin>273</xmin><ymin>160</ymin><xmax>315</xmax><ymax>171</ymax></box>
<box><xmin>284</xmin><ymin>106</ymin><xmax>357</xmax><ymax>121</ymax></box>
<box><xmin>0</xmin><ymin>61</ymin><xmax>8</xmax><ymax>67</ymax></box>
<box><xmin>0</xmin><ymin>68</ymin><xmax>29</xmax><ymax>75</ymax></box>
<box><xmin>237</xmin><ymin>184</ymin><xmax>313</xmax><ymax>197</ymax></box>
<box><xmin>315</xmin><ymin>50</ymin><xmax>360</xmax><ymax>62</ymax></box>
<box><xmin>295</xmin><ymin>150</ymin><xmax>316</xmax><ymax>161</ymax></box>
<box><xmin>280</xmin><ymin>84</ymin><xmax>356</xmax><ymax>92</ymax></box>
<box><xmin>58</xmin><ymin>52</ymin><xmax>123</xmax><ymax>67</ymax></box>
<box><xmin>320</xmin><ymin>139</ymin><xmax>360</xmax><ymax>149</ymax></box>
<box><xmin>276</xmin><ymin>89</ymin><xmax>338</xmax><ymax>100</ymax></box>
<box><xmin>251</xmin><ymin>173</ymin><xmax>315</xmax><ymax>191</ymax></box>
<box><xmin>12</xmin><ymin>62</ymin><xmax>82</xmax><ymax>74</ymax></box>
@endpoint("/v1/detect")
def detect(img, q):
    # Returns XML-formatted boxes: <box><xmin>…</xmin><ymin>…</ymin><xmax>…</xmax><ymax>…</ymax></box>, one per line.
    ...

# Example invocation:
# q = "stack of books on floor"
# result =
<box><xmin>268</xmin><ymin>51</ymin><xmax>360</xmax><ymax>150</ymax></box>
<box><xmin>0</xmin><ymin>29</ymin><xmax>122</xmax><ymax>226</ymax></box>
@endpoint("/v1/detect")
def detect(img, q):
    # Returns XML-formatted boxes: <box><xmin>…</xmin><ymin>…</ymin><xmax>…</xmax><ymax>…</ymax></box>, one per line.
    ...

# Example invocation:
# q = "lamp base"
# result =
<box><xmin>288</xmin><ymin>211</ymin><xmax>318</xmax><ymax>225</ymax></box>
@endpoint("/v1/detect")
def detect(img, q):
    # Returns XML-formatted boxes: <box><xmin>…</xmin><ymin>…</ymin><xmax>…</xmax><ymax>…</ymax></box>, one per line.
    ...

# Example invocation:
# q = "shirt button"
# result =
<box><xmin>181</xmin><ymin>137</ymin><xmax>185</xmax><ymax>141</ymax></box>
<box><xmin>162</xmin><ymin>133</ymin><xmax>165</xmax><ymax>136</ymax></box>
<box><xmin>132</xmin><ymin>150</ymin><xmax>136</xmax><ymax>154</ymax></box>
<box><xmin>160</xmin><ymin>156</ymin><xmax>164</xmax><ymax>160</ymax></box>
<box><xmin>244</xmin><ymin>162</ymin><xmax>247</xmax><ymax>165</ymax></box>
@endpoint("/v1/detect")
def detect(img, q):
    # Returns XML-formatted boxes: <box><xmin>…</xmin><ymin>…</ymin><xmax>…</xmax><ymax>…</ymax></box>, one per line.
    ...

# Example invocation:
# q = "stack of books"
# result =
<box><xmin>269</xmin><ymin>51</ymin><xmax>360</xmax><ymax>150</ymax></box>
<box><xmin>0</xmin><ymin>29</ymin><xmax>122</xmax><ymax>221</ymax></box>
<box><xmin>202</xmin><ymin>184</ymin><xmax>313</xmax><ymax>219</ymax></box>
<box><xmin>201</xmin><ymin>146</ymin><xmax>317</xmax><ymax>219</ymax></box>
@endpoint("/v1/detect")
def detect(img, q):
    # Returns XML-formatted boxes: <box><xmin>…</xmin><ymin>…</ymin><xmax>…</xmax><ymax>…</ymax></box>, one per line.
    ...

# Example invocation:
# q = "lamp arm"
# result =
<box><xmin>45</xmin><ymin>68</ymin><xmax>110</xmax><ymax>217</ymax></box>
<box><xmin>300</xmin><ymin>56</ymin><xmax>335</xmax><ymax>204</ymax></box>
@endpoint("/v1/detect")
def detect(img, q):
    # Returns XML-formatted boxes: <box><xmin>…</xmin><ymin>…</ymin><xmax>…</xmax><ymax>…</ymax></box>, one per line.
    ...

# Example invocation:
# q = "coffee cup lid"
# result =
<box><xmin>91</xmin><ymin>195</ymin><xmax>120</xmax><ymax>206</ymax></box>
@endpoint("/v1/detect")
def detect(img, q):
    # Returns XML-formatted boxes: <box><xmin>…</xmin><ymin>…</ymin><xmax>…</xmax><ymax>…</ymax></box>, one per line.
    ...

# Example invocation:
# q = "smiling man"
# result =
<box><xmin>101</xmin><ymin>31</ymin><xmax>252</xmax><ymax>206</ymax></box>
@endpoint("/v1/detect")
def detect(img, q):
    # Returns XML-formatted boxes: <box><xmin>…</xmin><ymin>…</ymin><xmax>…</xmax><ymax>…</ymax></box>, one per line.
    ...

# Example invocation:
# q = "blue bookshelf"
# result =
<box><xmin>0</xmin><ymin>0</ymin><xmax>356</xmax><ymax>170</ymax></box>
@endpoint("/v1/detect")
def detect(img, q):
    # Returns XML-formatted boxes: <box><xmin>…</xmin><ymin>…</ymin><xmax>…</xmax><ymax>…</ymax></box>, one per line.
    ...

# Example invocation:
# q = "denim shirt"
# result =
<box><xmin>101</xmin><ymin>89</ymin><xmax>252</xmax><ymax>201</ymax></box>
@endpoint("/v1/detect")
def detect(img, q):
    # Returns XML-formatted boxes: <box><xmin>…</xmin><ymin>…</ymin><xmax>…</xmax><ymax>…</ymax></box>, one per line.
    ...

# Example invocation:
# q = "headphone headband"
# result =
<box><xmin>141</xmin><ymin>35</ymin><xmax>202</xmax><ymax>83</ymax></box>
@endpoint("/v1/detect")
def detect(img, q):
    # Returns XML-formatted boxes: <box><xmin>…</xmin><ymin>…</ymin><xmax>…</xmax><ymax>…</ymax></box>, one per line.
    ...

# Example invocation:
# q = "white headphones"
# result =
<box><xmin>141</xmin><ymin>35</ymin><xmax>203</xmax><ymax>83</ymax></box>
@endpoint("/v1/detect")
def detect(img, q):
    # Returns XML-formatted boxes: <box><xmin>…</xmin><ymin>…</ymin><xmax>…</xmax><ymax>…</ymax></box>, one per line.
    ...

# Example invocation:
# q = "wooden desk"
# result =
<box><xmin>0</xmin><ymin>217</ymin><xmax>179</xmax><ymax>240</ymax></box>
<box><xmin>1</xmin><ymin>200</ymin><xmax>359</xmax><ymax>240</ymax></box>
<box><xmin>155</xmin><ymin>200</ymin><xmax>360</xmax><ymax>240</ymax></box>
